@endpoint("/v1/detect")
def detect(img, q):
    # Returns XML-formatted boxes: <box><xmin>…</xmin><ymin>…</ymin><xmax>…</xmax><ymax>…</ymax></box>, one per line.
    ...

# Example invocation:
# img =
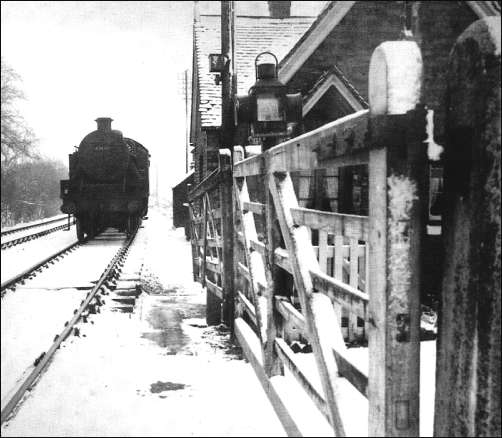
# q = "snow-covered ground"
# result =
<box><xmin>1</xmin><ymin>210</ymin><xmax>286</xmax><ymax>437</ymax></box>
<box><xmin>1</xmin><ymin>208</ymin><xmax>437</xmax><ymax>436</ymax></box>
<box><xmin>1</xmin><ymin>231</ymin><xmax>126</xmax><ymax>408</ymax></box>
<box><xmin>1</xmin><ymin>226</ymin><xmax>78</xmax><ymax>284</ymax></box>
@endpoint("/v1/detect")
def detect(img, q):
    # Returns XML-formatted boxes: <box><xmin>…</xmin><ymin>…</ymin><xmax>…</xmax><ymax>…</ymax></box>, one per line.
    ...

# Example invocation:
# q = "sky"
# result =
<box><xmin>1</xmin><ymin>1</ymin><xmax>194</xmax><ymax>199</ymax></box>
<box><xmin>1</xmin><ymin>1</ymin><xmax>326</xmax><ymax>198</ymax></box>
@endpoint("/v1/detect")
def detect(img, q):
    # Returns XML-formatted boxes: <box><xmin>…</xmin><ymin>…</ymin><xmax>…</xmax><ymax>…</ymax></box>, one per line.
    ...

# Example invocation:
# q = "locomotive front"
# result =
<box><xmin>60</xmin><ymin>118</ymin><xmax>149</xmax><ymax>241</ymax></box>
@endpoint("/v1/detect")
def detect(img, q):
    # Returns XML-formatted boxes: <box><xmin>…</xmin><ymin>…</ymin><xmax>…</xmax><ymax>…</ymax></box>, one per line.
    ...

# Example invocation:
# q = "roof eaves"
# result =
<box><xmin>278</xmin><ymin>1</ymin><xmax>356</xmax><ymax>84</ymax></box>
<box><xmin>302</xmin><ymin>66</ymin><xmax>368</xmax><ymax>116</ymax></box>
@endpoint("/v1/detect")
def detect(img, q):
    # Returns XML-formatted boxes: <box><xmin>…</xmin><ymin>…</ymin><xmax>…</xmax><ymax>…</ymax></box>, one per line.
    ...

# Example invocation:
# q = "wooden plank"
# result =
<box><xmin>319</xmin><ymin>148</ymin><xmax>369</xmax><ymax>169</ymax></box>
<box><xmin>311</xmin><ymin>269</ymin><xmax>368</xmax><ymax>306</ymax></box>
<box><xmin>243</xmin><ymin>201</ymin><xmax>265</xmax><ymax>216</ymax></box>
<box><xmin>291</xmin><ymin>208</ymin><xmax>368</xmax><ymax>241</ymax></box>
<box><xmin>274</xmin><ymin>247</ymin><xmax>292</xmax><ymax>273</ymax></box>
<box><xmin>269</xmin><ymin>172</ymin><xmax>346</xmax><ymax>435</ymax></box>
<box><xmin>274</xmin><ymin>338</ymin><xmax>330</xmax><ymax>423</ymax></box>
<box><xmin>263</xmin><ymin>169</ymin><xmax>283</xmax><ymax>377</ymax></box>
<box><xmin>237</xmin><ymin>290</ymin><xmax>257</xmax><ymax>326</ymax></box>
<box><xmin>274</xmin><ymin>297</ymin><xmax>369</xmax><ymax>399</ymax></box>
<box><xmin>250</xmin><ymin>239</ymin><xmax>266</xmax><ymax>257</ymax></box>
<box><xmin>206</xmin><ymin>278</ymin><xmax>223</xmax><ymax>300</ymax></box>
<box><xmin>188</xmin><ymin>168</ymin><xmax>221</xmax><ymax>202</ymax></box>
<box><xmin>318</xmin><ymin>230</ymin><xmax>328</xmax><ymax>273</ymax></box>
<box><xmin>233</xmin><ymin>172</ymin><xmax>268</xmax><ymax>343</ymax></box>
<box><xmin>197</xmin><ymin>238</ymin><xmax>222</xmax><ymax>248</ymax></box>
<box><xmin>347</xmin><ymin>238</ymin><xmax>360</xmax><ymax>341</ymax></box>
<box><xmin>237</xmin><ymin>262</ymin><xmax>251</xmax><ymax>282</ymax></box>
<box><xmin>267</xmin><ymin>110</ymin><xmax>369</xmax><ymax>174</ymax></box>
<box><xmin>367</xmin><ymin>42</ymin><xmax>424</xmax><ymax>435</ymax></box>
<box><xmin>205</xmin><ymin>257</ymin><xmax>222</xmax><ymax>274</ymax></box>
<box><xmin>233</xmin><ymin>154</ymin><xmax>263</xmax><ymax>177</ymax></box>
<box><xmin>201</xmin><ymin>196</ymin><xmax>208</xmax><ymax>287</ymax></box>
<box><xmin>332</xmin><ymin>348</ymin><xmax>369</xmax><ymax>398</ymax></box>
<box><xmin>333</xmin><ymin>236</ymin><xmax>344</xmax><ymax>334</ymax></box>
<box><xmin>234</xmin><ymin>318</ymin><xmax>303</xmax><ymax>437</ymax></box>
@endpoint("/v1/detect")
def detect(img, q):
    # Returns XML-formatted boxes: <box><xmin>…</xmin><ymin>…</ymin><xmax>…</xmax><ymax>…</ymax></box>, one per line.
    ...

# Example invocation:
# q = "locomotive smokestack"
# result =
<box><xmin>95</xmin><ymin>117</ymin><xmax>113</xmax><ymax>132</ymax></box>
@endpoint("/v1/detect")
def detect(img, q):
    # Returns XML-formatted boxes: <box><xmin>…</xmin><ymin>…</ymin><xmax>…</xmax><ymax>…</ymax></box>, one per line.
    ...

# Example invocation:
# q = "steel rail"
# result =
<box><xmin>1</xmin><ymin>215</ymin><xmax>72</xmax><ymax>237</ymax></box>
<box><xmin>0</xmin><ymin>241</ymin><xmax>80</xmax><ymax>295</ymax></box>
<box><xmin>0</xmin><ymin>228</ymin><xmax>139</xmax><ymax>424</ymax></box>
<box><xmin>1</xmin><ymin>215</ymin><xmax>75</xmax><ymax>237</ymax></box>
<box><xmin>1</xmin><ymin>222</ymin><xmax>75</xmax><ymax>250</ymax></box>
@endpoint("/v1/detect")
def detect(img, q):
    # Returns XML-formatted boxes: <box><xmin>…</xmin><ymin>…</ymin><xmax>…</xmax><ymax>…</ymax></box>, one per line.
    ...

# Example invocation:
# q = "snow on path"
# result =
<box><xmin>1</xmin><ymin>210</ymin><xmax>286</xmax><ymax>437</ymax></box>
<box><xmin>1</xmin><ymin>234</ymin><xmax>124</xmax><ymax>406</ymax></box>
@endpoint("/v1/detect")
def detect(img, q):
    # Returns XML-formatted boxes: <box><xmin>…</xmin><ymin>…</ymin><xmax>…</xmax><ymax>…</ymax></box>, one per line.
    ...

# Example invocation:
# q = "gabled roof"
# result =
<box><xmin>302</xmin><ymin>66</ymin><xmax>367</xmax><ymax>116</ymax></box>
<box><xmin>278</xmin><ymin>0</ymin><xmax>501</xmax><ymax>85</ymax></box>
<box><xmin>194</xmin><ymin>14</ymin><xmax>315</xmax><ymax>128</ymax></box>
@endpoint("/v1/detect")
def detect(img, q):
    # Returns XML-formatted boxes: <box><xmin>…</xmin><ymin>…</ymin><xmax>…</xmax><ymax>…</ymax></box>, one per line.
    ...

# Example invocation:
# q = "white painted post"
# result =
<box><xmin>367</xmin><ymin>40</ymin><xmax>425</xmax><ymax>437</ymax></box>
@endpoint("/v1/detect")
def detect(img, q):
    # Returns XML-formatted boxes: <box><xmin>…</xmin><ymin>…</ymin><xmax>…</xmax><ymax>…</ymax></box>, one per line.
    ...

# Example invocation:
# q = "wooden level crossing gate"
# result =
<box><xmin>187</xmin><ymin>28</ymin><xmax>501</xmax><ymax>438</ymax></box>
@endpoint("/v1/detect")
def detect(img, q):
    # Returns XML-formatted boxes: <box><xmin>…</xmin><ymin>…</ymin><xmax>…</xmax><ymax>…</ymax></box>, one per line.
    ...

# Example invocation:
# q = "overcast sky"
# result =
<box><xmin>1</xmin><ymin>1</ymin><xmax>325</xmax><ymax>196</ymax></box>
<box><xmin>2</xmin><ymin>1</ymin><xmax>194</xmax><ymax>197</ymax></box>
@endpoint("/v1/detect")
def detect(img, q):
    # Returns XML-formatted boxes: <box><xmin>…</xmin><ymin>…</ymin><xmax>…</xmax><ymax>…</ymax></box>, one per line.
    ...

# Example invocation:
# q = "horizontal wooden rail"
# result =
<box><xmin>250</xmin><ymin>239</ymin><xmax>266</xmax><ymax>257</ymax></box>
<box><xmin>274</xmin><ymin>297</ymin><xmax>369</xmax><ymax>399</ymax></box>
<box><xmin>332</xmin><ymin>349</ymin><xmax>368</xmax><ymax>398</ymax></box>
<box><xmin>237</xmin><ymin>262</ymin><xmax>251</xmax><ymax>282</ymax></box>
<box><xmin>206</xmin><ymin>278</ymin><xmax>223</xmax><ymax>300</ymax></box>
<box><xmin>311</xmin><ymin>270</ymin><xmax>368</xmax><ymax>310</ymax></box>
<box><xmin>275</xmin><ymin>297</ymin><xmax>305</xmax><ymax>332</ymax></box>
<box><xmin>237</xmin><ymin>290</ymin><xmax>257</xmax><ymax>326</ymax></box>
<box><xmin>274</xmin><ymin>338</ymin><xmax>330</xmax><ymax>424</ymax></box>
<box><xmin>291</xmin><ymin>208</ymin><xmax>369</xmax><ymax>241</ymax></box>
<box><xmin>234</xmin><ymin>318</ymin><xmax>303</xmax><ymax>436</ymax></box>
<box><xmin>188</xmin><ymin>168</ymin><xmax>228</xmax><ymax>202</ymax></box>
<box><xmin>197</xmin><ymin>238</ymin><xmax>222</xmax><ymax>248</ymax></box>
<box><xmin>233</xmin><ymin>110</ymin><xmax>369</xmax><ymax>177</ymax></box>
<box><xmin>205</xmin><ymin>257</ymin><xmax>222</xmax><ymax>274</ymax></box>
<box><xmin>274</xmin><ymin>248</ymin><xmax>292</xmax><ymax>273</ymax></box>
<box><xmin>243</xmin><ymin>202</ymin><xmax>265</xmax><ymax>215</ymax></box>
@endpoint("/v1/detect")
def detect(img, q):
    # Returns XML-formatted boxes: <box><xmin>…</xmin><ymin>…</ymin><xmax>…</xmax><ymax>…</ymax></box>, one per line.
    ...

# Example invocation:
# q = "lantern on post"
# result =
<box><xmin>235</xmin><ymin>52</ymin><xmax>302</xmax><ymax>145</ymax></box>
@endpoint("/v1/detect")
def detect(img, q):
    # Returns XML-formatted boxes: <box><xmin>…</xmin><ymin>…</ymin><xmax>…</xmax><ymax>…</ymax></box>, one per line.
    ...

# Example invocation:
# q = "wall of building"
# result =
<box><xmin>287</xmin><ymin>1</ymin><xmax>402</xmax><ymax>100</ymax></box>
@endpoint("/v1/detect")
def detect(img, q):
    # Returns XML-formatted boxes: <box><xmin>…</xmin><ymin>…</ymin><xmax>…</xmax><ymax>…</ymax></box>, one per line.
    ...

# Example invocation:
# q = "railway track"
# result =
<box><xmin>0</xmin><ymin>226</ymin><xmax>142</xmax><ymax>425</ymax></box>
<box><xmin>0</xmin><ymin>241</ymin><xmax>80</xmax><ymax>296</ymax></box>
<box><xmin>1</xmin><ymin>215</ymin><xmax>75</xmax><ymax>250</ymax></box>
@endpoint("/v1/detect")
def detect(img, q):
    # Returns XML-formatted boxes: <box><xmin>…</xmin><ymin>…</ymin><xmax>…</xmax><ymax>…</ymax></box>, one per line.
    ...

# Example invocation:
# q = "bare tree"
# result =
<box><xmin>1</xmin><ymin>58</ymin><xmax>38</xmax><ymax>168</ymax></box>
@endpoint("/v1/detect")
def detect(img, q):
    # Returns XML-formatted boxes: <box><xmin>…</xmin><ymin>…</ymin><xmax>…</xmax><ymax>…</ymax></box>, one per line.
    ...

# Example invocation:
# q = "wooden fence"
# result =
<box><xmin>187</xmin><ymin>39</ymin><xmax>426</xmax><ymax>437</ymax></box>
<box><xmin>187</xmin><ymin>19</ymin><xmax>501</xmax><ymax>435</ymax></box>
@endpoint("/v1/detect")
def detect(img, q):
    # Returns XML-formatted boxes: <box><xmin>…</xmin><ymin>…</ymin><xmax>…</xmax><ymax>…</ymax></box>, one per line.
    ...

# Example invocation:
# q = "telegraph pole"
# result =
<box><xmin>221</xmin><ymin>0</ymin><xmax>235</xmax><ymax>149</ymax></box>
<box><xmin>219</xmin><ymin>0</ymin><xmax>235</xmax><ymax>329</ymax></box>
<box><xmin>185</xmin><ymin>68</ymin><xmax>189</xmax><ymax>173</ymax></box>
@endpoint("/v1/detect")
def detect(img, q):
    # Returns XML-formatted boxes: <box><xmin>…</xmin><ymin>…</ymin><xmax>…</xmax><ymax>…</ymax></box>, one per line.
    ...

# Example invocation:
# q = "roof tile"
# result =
<box><xmin>195</xmin><ymin>15</ymin><xmax>315</xmax><ymax>128</ymax></box>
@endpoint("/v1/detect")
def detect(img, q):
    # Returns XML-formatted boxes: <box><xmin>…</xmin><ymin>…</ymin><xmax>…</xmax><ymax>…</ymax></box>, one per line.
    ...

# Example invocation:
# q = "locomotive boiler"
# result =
<box><xmin>60</xmin><ymin>118</ymin><xmax>150</xmax><ymax>241</ymax></box>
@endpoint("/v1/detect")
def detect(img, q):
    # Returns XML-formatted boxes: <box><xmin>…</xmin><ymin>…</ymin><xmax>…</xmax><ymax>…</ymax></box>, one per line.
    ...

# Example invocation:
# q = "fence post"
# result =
<box><xmin>219</xmin><ymin>149</ymin><xmax>235</xmax><ymax>329</ymax></box>
<box><xmin>263</xmin><ymin>154</ymin><xmax>284</xmax><ymax>377</ymax></box>
<box><xmin>232</xmin><ymin>146</ymin><xmax>245</xmax><ymax>326</ymax></box>
<box><xmin>434</xmin><ymin>17</ymin><xmax>501</xmax><ymax>438</ymax></box>
<box><xmin>367</xmin><ymin>41</ymin><xmax>426</xmax><ymax>437</ymax></box>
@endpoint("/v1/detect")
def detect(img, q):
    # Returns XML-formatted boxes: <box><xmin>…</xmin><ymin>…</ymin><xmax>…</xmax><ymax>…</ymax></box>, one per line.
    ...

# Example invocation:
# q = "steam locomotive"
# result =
<box><xmin>60</xmin><ymin>118</ymin><xmax>150</xmax><ymax>241</ymax></box>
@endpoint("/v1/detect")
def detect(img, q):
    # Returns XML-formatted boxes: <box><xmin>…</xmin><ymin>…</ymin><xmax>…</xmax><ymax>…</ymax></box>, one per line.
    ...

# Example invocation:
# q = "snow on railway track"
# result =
<box><xmin>0</xmin><ymin>226</ymin><xmax>146</xmax><ymax>425</ymax></box>
<box><xmin>1</xmin><ymin>215</ymin><xmax>75</xmax><ymax>250</ymax></box>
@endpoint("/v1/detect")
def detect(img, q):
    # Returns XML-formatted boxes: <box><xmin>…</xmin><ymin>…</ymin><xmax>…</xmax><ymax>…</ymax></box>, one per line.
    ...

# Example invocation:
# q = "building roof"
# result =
<box><xmin>278</xmin><ymin>0</ymin><xmax>501</xmax><ymax>85</ymax></box>
<box><xmin>194</xmin><ymin>14</ymin><xmax>316</xmax><ymax>128</ymax></box>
